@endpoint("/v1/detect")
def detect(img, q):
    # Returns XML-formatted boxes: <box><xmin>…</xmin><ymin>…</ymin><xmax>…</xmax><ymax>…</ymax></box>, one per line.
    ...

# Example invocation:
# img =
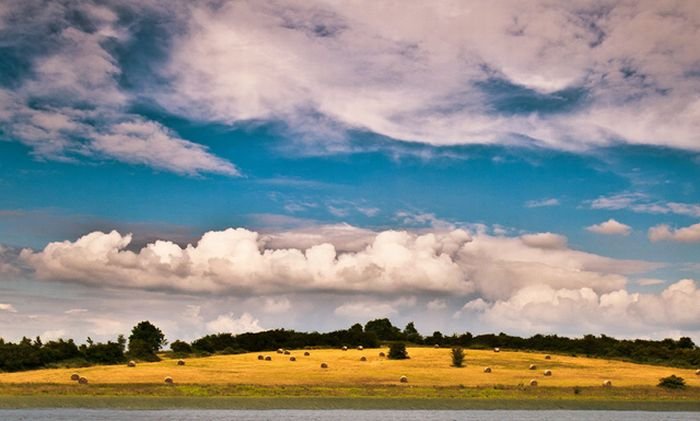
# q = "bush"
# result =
<box><xmin>658</xmin><ymin>375</ymin><xmax>686</xmax><ymax>389</ymax></box>
<box><xmin>451</xmin><ymin>347</ymin><xmax>465</xmax><ymax>367</ymax></box>
<box><xmin>388</xmin><ymin>342</ymin><xmax>409</xmax><ymax>360</ymax></box>
<box><xmin>170</xmin><ymin>340</ymin><xmax>192</xmax><ymax>354</ymax></box>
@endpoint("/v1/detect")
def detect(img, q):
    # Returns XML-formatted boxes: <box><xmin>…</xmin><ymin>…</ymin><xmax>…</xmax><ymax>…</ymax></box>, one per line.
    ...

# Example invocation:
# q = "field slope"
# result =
<box><xmin>1</xmin><ymin>347</ymin><xmax>698</xmax><ymax>409</ymax></box>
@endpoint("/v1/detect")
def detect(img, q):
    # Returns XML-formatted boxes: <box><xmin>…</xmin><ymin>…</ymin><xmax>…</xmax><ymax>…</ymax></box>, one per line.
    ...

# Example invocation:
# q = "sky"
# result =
<box><xmin>1</xmin><ymin>0</ymin><xmax>700</xmax><ymax>344</ymax></box>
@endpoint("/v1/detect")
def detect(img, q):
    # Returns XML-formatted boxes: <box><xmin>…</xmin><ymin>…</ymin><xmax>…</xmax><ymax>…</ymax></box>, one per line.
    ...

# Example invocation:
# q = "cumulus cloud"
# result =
<box><xmin>156</xmin><ymin>0</ymin><xmax>700</xmax><ymax>151</ymax></box>
<box><xmin>648</xmin><ymin>223</ymin><xmax>700</xmax><ymax>243</ymax></box>
<box><xmin>426</xmin><ymin>299</ymin><xmax>447</xmax><ymax>311</ymax></box>
<box><xmin>459</xmin><ymin>279</ymin><xmax>700</xmax><ymax>336</ymax></box>
<box><xmin>205</xmin><ymin>312</ymin><xmax>263</xmax><ymax>334</ymax></box>
<box><xmin>586</xmin><ymin>219</ymin><xmax>631</xmax><ymax>236</ymax></box>
<box><xmin>20</xmin><ymin>226</ymin><xmax>659</xmax><ymax>303</ymax></box>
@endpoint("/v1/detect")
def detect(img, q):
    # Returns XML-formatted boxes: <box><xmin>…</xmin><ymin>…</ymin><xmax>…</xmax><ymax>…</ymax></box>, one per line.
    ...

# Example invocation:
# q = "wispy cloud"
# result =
<box><xmin>525</xmin><ymin>198</ymin><xmax>560</xmax><ymax>208</ymax></box>
<box><xmin>590</xmin><ymin>193</ymin><xmax>700</xmax><ymax>218</ymax></box>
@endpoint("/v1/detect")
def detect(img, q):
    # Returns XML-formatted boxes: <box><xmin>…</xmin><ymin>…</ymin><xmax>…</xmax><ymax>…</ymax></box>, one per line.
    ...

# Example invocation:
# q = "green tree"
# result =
<box><xmin>387</xmin><ymin>342</ymin><xmax>409</xmax><ymax>360</ymax></box>
<box><xmin>128</xmin><ymin>321</ymin><xmax>166</xmax><ymax>360</ymax></box>
<box><xmin>170</xmin><ymin>340</ymin><xmax>192</xmax><ymax>354</ymax></box>
<box><xmin>658</xmin><ymin>375</ymin><xmax>686</xmax><ymax>389</ymax></box>
<box><xmin>451</xmin><ymin>346</ymin><xmax>465</xmax><ymax>367</ymax></box>
<box><xmin>403</xmin><ymin>322</ymin><xmax>422</xmax><ymax>343</ymax></box>
<box><xmin>365</xmin><ymin>318</ymin><xmax>400</xmax><ymax>341</ymax></box>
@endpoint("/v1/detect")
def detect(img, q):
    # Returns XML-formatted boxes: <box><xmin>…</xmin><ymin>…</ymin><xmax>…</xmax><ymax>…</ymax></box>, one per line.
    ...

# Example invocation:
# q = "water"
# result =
<box><xmin>0</xmin><ymin>410</ymin><xmax>696</xmax><ymax>420</ymax></box>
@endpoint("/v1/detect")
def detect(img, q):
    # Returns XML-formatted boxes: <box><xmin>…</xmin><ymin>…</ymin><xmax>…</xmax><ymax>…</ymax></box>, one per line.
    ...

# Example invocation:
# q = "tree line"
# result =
<box><xmin>0</xmin><ymin>318</ymin><xmax>697</xmax><ymax>372</ymax></box>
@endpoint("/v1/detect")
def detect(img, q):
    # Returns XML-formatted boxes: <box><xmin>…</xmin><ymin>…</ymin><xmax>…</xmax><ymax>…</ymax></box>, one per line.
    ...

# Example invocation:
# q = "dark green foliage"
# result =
<box><xmin>658</xmin><ymin>375</ymin><xmax>686</xmax><ymax>389</ymax></box>
<box><xmin>403</xmin><ymin>322</ymin><xmax>422</xmax><ymax>343</ymax></box>
<box><xmin>81</xmin><ymin>336</ymin><xmax>127</xmax><ymax>365</ymax></box>
<box><xmin>365</xmin><ymin>318</ymin><xmax>401</xmax><ymax>341</ymax></box>
<box><xmin>128</xmin><ymin>321</ymin><xmax>167</xmax><ymax>359</ymax></box>
<box><xmin>170</xmin><ymin>340</ymin><xmax>192</xmax><ymax>354</ymax></box>
<box><xmin>451</xmin><ymin>347</ymin><xmax>465</xmax><ymax>367</ymax></box>
<box><xmin>388</xmin><ymin>342</ymin><xmax>409</xmax><ymax>360</ymax></box>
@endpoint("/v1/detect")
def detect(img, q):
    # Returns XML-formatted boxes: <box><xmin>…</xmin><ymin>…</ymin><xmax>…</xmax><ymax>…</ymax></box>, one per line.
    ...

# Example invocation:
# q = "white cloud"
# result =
<box><xmin>648</xmin><ymin>223</ymin><xmax>700</xmax><ymax>243</ymax></box>
<box><xmin>636</xmin><ymin>278</ymin><xmax>665</xmax><ymax>286</ymax></box>
<box><xmin>459</xmin><ymin>279</ymin><xmax>700</xmax><ymax>336</ymax></box>
<box><xmin>586</xmin><ymin>219</ymin><xmax>632</xmax><ymax>236</ymax></box>
<box><xmin>426</xmin><ymin>299</ymin><xmax>447</xmax><ymax>311</ymax></box>
<box><xmin>206</xmin><ymin>312</ymin><xmax>263</xmax><ymax>334</ymax></box>
<box><xmin>0</xmin><ymin>303</ymin><xmax>17</xmax><ymax>313</ymax></box>
<box><xmin>591</xmin><ymin>193</ymin><xmax>700</xmax><ymax>218</ymax></box>
<box><xmin>525</xmin><ymin>198</ymin><xmax>560</xmax><ymax>208</ymax></box>
<box><xmin>334</xmin><ymin>297</ymin><xmax>415</xmax><ymax>320</ymax></box>
<box><xmin>41</xmin><ymin>329</ymin><xmax>66</xmax><ymax>341</ymax></box>
<box><xmin>21</xmin><ymin>226</ymin><xmax>659</xmax><ymax>303</ymax></box>
<box><xmin>156</xmin><ymin>0</ymin><xmax>700</xmax><ymax>152</ymax></box>
<box><xmin>262</xmin><ymin>297</ymin><xmax>291</xmax><ymax>314</ymax></box>
<box><xmin>64</xmin><ymin>308</ymin><xmax>88</xmax><ymax>315</ymax></box>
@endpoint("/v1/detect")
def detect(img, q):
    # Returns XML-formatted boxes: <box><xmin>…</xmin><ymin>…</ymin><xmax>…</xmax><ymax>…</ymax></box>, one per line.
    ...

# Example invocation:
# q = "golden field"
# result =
<box><xmin>1</xmin><ymin>347</ymin><xmax>698</xmax><ymax>388</ymax></box>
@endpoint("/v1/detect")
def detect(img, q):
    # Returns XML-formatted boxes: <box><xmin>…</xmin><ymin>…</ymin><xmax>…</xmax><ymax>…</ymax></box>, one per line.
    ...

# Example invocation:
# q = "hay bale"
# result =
<box><xmin>357</xmin><ymin>345</ymin><xmax>364</xmax><ymax>351</ymax></box>
<box><xmin>265</xmin><ymin>355</ymin><xmax>272</xmax><ymax>361</ymax></box>
<box><xmin>164</xmin><ymin>376</ymin><xmax>173</xmax><ymax>384</ymax></box>
<box><xmin>177</xmin><ymin>359</ymin><xmax>185</xmax><ymax>366</ymax></box>
<box><xmin>493</xmin><ymin>347</ymin><xmax>500</xmax><ymax>353</ymax></box>
<box><xmin>304</xmin><ymin>351</ymin><xmax>310</xmax><ymax>356</ymax></box>
<box><xmin>289</xmin><ymin>356</ymin><xmax>296</xmax><ymax>362</ymax></box>
<box><xmin>399</xmin><ymin>375</ymin><xmax>408</xmax><ymax>383</ymax></box>
<box><xmin>695</xmin><ymin>369</ymin><xmax>700</xmax><ymax>376</ymax></box>
<box><xmin>529</xmin><ymin>364</ymin><xmax>537</xmax><ymax>370</ymax></box>
<box><xmin>434</xmin><ymin>344</ymin><xmax>440</xmax><ymax>348</ymax></box>
<box><xmin>284</xmin><ymin>350</ymin><xmax>291</xmax><ymax>355</ymax></box>
<box><xmin>258</xmin><ymin>354</ymin><xmax>264</xmax><ymax>360</ymax></box>
<box><xmin>603</xmin><ymin>379</ymin><xmax>612</xmax><ymax>387</ymax></box>
<box><xmin>483</xmin><ymin>367</ymin><xmax>492</xmax><ymax>373</ymax></box>
<box><xmin>544</xmin><ymin>355</ymin><xmax>551</xmax><ymax>360</ymax></box>
<box><xmin>320</xmin><ymin>362</ymin><xmax>328</xmax><ymax>369</ymax></box>
<box><xmin>127</xmin><ymin>360</ymin><xmax>136</xmax><ymax>367</ymax></box>
<box><xmin>378</xmin><ymin>351</ymin><xmax>386</xmax><ymax>357</ymax></box>
<box><xmin>543</xmin><ymin>369</ymin><xmax>552</xmax><ymax>376</ymax></box>
<box><xmin>342</xmin><ymin>346</ymin><xmax>348</xmax><ymax>351</ymax></box>
<box><xmin>70</xmin><ymin>373</ymin><xmax>80</xmax><ymax>381</ymax></box>
<box><xmin>78</xmin><ymin>376</ymin><xmax>88</xmax><ymax>385</ymax></box>
<box><xmin>360</xmin><ymin>356</ymin><xmax>367</xmax><ymax>362</ymax></box>
<box><xmin>277</xmin><ymin>348</ymin><xmax>284</xmax><ymax>354</ymax></box>
<box><xmin>529</xmin><ymin>379</ymin><xmax>538</xmax><ymax>387</ymax></box>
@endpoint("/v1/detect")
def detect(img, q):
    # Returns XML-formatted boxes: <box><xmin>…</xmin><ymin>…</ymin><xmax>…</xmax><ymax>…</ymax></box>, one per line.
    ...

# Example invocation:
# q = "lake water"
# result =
<box><xmin>0</xmin><ymin>410</ymin><xmax>696</xmax><ymax>420</ymax></box>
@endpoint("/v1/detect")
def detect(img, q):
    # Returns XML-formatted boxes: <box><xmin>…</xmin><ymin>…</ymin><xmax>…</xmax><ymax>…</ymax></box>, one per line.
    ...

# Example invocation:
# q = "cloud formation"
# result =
<box><xmin>648</xmin><ymin>223</ymin><xmax>700</xmax><ymax>243</ymax></box>
<box><xmin>205</xmin><ymin>312</ymin><xmax>264</xmax><ymax>334</ymax></box>
<box><xmin>586</xmin><ymin>219</ymin><xmax>631</xmax><ymax>236</ymax></box>
<box><xmin>591</xmin><ymin>193</ymin><xmax>700</xmax><ymax>217</ymax></box>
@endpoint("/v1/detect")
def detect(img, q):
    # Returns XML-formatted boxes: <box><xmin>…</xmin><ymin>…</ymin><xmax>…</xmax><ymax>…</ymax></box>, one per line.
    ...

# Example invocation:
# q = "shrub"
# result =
<box><xmin>170</xmin><ymin>340</ymin><xmax>192</xmax><ymax>354</ymax></box>
<box><xmin>388</xmin><ymin>342</ymin><xmax>409</xmax><ymax>360</ymax></box>
<box><xmin>658</xmin><ymin>375</ymin><xmax>686</xmax><ymax>389</ymax></box>
<box><xmin>451</xmin><ymin>347</ymin><xmax>465</xmax><ymax>367</ymax></box>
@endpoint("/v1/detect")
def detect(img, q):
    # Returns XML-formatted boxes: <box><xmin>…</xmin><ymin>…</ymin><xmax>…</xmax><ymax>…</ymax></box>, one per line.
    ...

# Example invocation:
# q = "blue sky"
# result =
<box><xmin>1</xmin><ymin>0</ymin><xmax>700</xmax><ymax>343</ymax></box>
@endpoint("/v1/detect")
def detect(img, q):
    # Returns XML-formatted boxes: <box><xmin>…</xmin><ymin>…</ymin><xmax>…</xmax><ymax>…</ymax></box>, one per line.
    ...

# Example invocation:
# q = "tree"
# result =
<box><xmin>128</xmin><ymin>321</ymin><xmax>167</xmax><ymax>360</ymax></box>
<box><xmin>658</xmin><ymin>375</ymin><xmax>686</xmax><ymax>389</ymax></box>
<box><xmin>451</xmin><ymin>347</ymin><xmax>465</xmax><ymax>367</ymax></box>
<box><xmin>387</xmin><ymin>342</ymin><xmax>409</xmax><ymax>360</ymax></box>
<box><xmin>403</xmin><ymin>322</ymin><xmax>422</xmax><ymax>343</ymax></box>
<box><xmin>170</xmin><ymin>340</ymin><xmax>192</xmax><ymax>354</ymax></box>
<box><xmin>365</xmin><ymin>318</ymin><xmax>400</xmax><ymax>341</ymax></box>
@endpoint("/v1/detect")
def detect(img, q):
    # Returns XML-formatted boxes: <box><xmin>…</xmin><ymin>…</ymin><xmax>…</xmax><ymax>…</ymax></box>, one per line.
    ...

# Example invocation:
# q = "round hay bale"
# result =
<box><xmin>277</xmin><ymin>348</ymin><xmax>284</xmax><ymax>354</ymax></box>
<box><xmin>378</xmin><ymin>351</ymin><xmax>386</xmax><ymax>357</ymax></box>
<box><xmin>342</xmin><ymin>346</ymin><xmax>348</xmax><ymax>351</ymax></box>
<box><xmin>357</xmin><ymin>345</ymin><xmax>364</xmax><ymax>351</ymax></box>
<box><xmin>544</xmin><ymin>355</ymin><xmax>551</xmax><ymax>360</ymax></box>
<box><xmin>283</xmin><ymin>350</ymin><xmax>291</xmax><ymax>355</ymax></box>
<box><xmin>177</xmin><ymin>359</ymin><xmax>185</xmax><ymax>366</ymax></box>
<box><xmin>164</xmin><ymin>376</ymin><xmax>173</xmax><ymax>384</ymax></box>
<box><xmin>78</xmin><ymin>376</ymin><xmax>88</xmax><ymax>385</ymax></box>
<box><xmin>320</xmin><ymin>362</ymin><xmax>328</xmax><ymax>369</ymax></box>
<box><xmin>257</xmin><ymin>354</ymin><xmax>264</xmax><ymax>360</ymax></box>
<box><xmin>360</xmin><ymin>356</ymin><xmax>367</xmax><ymax>361</ymax></box>
<box><xmin>399</xmin><ymin>375</ymin><xmax>408</xmax><ymax>383</ymax></box>
<box><xmin>529</xmin><ymin>364</ymin><xmax>537</xmax><ymax>370</ymax></box>
<box><xmin>603</xmin><ymin>379</ymin><xmax>612</xmax><ymax>387</ymax></box>
<box><xmin>529</xmin><ymin>379</ymin><xmax>538</xmax><ymax>387</ymax></box>
<box><xmin>434</xmin><ymin>344</ymin><xmax>440</xmax><ymax>348</ymax></box>
<box><xmin>289</xmin><ymin>356</ymin><xmax>296</xmax><ymax>362</ymax></box>
<box><xmin>695</xmin><ymin>369</ymin><xmax>700</xmax><ymax>376</ymax></box>
<box><xmin>127</xmin><ymin>360</ymin><xmax>136</xmax><ymax>367</ymax></box>
<box><xmin>543</xmin><ymin>369</ymin><xmax>552</xmax><ymax>376</ymax></box>
<box><xmin>70</xmin><ymin>373</ymin><xmax>80</xmax><ymax>381</ymax></box>
<box><xmin>493</xmin><ymin>347</ymin><xmax>500</xmax><ymax>353</ymax></box>
<box><xmin>483</xmin><ymin>367</ymin><xmax>492</xmax><ymax>373</ymax></box>
<box><xmin>304</xmin><ymin>351</ymin><xmax>310</xmax><ymax>356</ymax></box>
<box><xmin>265</xmin><ymin>355</ymin><xmax>272</xmax><ymax>361</ymax></box>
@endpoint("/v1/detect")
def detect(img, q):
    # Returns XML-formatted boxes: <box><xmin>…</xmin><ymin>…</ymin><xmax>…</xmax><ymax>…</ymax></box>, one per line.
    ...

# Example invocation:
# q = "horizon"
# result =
<box><xmin>1</xmin><ymin>0</ymin><xmax>700</xmax><ymax>345</ymax></box>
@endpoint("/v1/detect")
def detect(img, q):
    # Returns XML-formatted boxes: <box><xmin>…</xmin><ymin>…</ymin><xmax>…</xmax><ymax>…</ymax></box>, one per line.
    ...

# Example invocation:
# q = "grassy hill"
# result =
<box><xmin>1</xmin><ymin>347</ymin><xmax>698</xmax><ymax>409</ymax></box>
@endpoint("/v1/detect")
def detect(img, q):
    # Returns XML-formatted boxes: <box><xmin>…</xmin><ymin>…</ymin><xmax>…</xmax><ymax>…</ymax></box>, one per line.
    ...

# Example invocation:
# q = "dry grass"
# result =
<box><xmin>0</xmin><ymin>348</ymin><xmax>699</xmax><ymax>388</ymax></box>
